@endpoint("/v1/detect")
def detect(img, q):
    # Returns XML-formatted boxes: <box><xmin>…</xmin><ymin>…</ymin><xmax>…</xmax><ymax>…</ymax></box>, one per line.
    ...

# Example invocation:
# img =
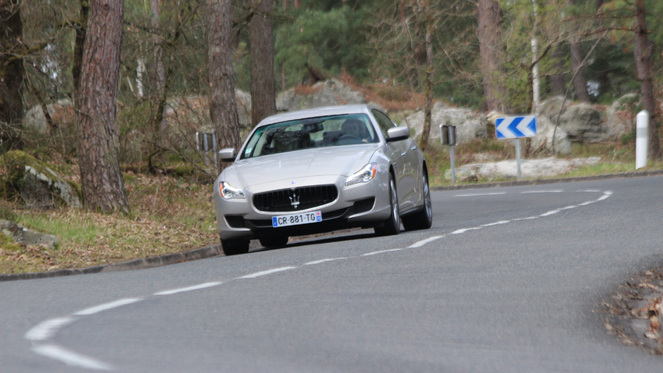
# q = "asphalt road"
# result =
<box><xmin>2</xmin><ymin>176</ymin><xmax>663</xmax><ymax>372</ymax></box>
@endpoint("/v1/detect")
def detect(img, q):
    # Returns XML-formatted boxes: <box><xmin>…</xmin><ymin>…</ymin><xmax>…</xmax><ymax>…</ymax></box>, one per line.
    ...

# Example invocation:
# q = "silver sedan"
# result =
<box><xmin>213</xmin><ymin>104</ymin><xmax>432</xmax><ymax>255</ymax></box>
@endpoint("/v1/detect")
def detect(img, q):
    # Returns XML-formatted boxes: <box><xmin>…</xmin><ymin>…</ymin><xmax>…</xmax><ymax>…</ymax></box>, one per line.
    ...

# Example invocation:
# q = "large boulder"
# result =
<box><xmin>277</xmin><ymin>79</ymin><xmax>368</xmax><ymax>112</ymax></box>
<box><xmin>528</xmin><ymin>115</ymin><xmax>572</xmax><ymax>155</ymax></box>
<box><xmin>0</xmin><ymin>151</ymin><xmax>81</xmax><ymax>209</ymax></box>
<box><xmin>402</xmin><ymin>102</ymin><xmax>487</xmax><ymax>145</ymax></box>
<box><xmin>164</xmin><ymin>90</ymin><xmax>252</xmax><ymax>133</ymax></box>
<box><xmin>539</xmin><ymin>97</ymin><xmax>608</xmax><ymax>142</ymax></box>
<box><xmin>604</xmin><ymin>93</ymin><xmax>639</xmax><ymax>141</ymax></box>
<box><xmin>23</xmin><ymin>99</ymin><xmax>74</xmax><ymax>134</ymax></box>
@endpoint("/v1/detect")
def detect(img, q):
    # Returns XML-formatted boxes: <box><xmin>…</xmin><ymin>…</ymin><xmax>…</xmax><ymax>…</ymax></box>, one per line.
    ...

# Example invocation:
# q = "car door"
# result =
<box><xmin>371</xmin><ymin>109</ymin><xmax>418</xmax><ymax>211</ymax></box>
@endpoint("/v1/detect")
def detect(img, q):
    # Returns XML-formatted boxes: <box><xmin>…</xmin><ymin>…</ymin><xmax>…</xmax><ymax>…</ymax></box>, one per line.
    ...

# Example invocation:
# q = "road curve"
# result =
<box><xmin>2</xmin><ymin>176</ymin><xmax>663</xmax><ymax>372</ymax></box>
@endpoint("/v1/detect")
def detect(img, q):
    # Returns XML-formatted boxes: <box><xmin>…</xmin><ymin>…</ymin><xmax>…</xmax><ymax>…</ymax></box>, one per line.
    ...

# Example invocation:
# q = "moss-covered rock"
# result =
<box><xmin>0</xmin><ymin>219</ymin><xmax>59</xmax><ymax>249</ymax></box>
<box><xmin>0</xmin><ymin>230</ymin><xmax>24</xmax><ymax>252</ymax></box>
<box><xmin>0</xmin><ymin>150</ymin><xmax>81</xmax><ymax>209</ymax></box>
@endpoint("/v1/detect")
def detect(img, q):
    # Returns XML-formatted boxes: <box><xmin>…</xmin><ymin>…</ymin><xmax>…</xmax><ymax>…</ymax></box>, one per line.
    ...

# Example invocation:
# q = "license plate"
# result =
<box><xmin>272</xmin><ymin>211</ymin><xmax>322</xmax><ymax>228</ymax></box>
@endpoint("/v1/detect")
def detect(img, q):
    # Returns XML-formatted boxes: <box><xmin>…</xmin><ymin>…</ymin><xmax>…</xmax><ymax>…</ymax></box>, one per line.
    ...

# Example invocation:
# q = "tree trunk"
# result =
<box><xmin>76</xmin><ymin>0</ymin><xmax>129</xmax><ymax>213</ymax></box>
<box><xmin>249</xmin><ymin>0</ymin><xmax>276</xmax><ymax>126</ymax></box>
<box><xmin>530</xmin><ymin>0</ymin><xmax>540</xmax><ymax>114</ymax></box>
<box><xmin>550</xmin><ymin>44</ymin><xmax>566</xmax><ymax>96</ymax></box>
<box><xmin>151</xmin><ymin>0</ymin><xmax>165</xmax><ymax>98</ymax></box>
<box><xmin>208</xmin><ymin>0</ymin><xmax>242</xmax><ymax>173</ymax></box>
<box><xmin>570</xmin><ymin>41</ymin><xmax>591</xmax><ymax>102</ymax></box>
<box><xmin>634</xmin><ymin>0</ymin><xmax>660</xmax><ymax>160</ymax></box>
<box><xmin>418</xmin><ymin>0</ymin><xmax>433</xmax><ymax>151</ymax></box>
<box><xmin>147</xmin><ymin>2</ymin><xmax>183</xmax><ymax>173</ymax></box>
<box><xmin>72</xmin><ymin>0</ymin><xmax>89</xmax><ymax>99</ymax></box>
<box><xmin>0</xmin><ymin>0</ymin><xmax>24</xmax><ymax>150</ymax></box>
<box><xmin>151</xmin><ymin>0</ymin><xmax>167</xmax><ymax>139</ymax></box>
<box><xmin>477</xmin><ymin>0</ymin><xmax>503</xmax><ymax>112</ymax></box>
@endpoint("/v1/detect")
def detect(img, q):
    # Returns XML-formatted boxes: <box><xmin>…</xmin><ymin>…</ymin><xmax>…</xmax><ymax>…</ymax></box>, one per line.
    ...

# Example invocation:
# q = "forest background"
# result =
<box><xmin>0</xmin><ymin>0</ymin><xmax>662</xmax><ymax>273</ymax></box>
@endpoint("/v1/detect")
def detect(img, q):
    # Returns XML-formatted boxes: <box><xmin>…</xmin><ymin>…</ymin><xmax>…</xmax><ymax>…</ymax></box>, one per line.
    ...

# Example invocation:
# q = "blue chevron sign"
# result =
<box><xmin>496</xmin><ymin>116</ymin><xmax>537</xmax><ymax>139</ymax></box>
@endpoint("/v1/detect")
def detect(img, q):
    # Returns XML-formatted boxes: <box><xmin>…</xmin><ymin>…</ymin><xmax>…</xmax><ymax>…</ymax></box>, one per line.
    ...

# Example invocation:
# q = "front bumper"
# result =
<box><xmin>214</xmin><ymin>176</ymin><xmax>391</xmax><ymax>241</ymax></box>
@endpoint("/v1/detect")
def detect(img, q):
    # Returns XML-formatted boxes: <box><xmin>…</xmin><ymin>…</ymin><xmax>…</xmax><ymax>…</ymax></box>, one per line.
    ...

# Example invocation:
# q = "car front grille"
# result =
<box><xmin>253</xmin><ymin>185</ymin><xmax>338</xmax><ymax>212</ymax></box>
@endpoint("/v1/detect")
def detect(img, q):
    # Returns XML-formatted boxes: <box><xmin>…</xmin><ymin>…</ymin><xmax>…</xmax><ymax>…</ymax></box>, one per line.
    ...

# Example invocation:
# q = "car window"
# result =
<box><xmin>372</xmin><ymin>109</ymin><xmax>396</xmax><ymax>138</ymax></box>
<box><xmin>241</xmin><ymin>114</ymin><xmax>379</xmax><ymax>159</ymax></box>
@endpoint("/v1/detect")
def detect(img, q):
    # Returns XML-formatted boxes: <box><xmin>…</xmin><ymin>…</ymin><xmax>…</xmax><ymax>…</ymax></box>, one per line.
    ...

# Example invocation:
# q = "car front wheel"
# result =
<box><xmin>259</xmin><ymin>235</ymin><xmax>289</xmax><ymax>249</ymax></box>
<box><xmin>375</xmin><ymin>175</ymin><xmax>400</xmax><ymax>236</ymax></box>
<box><xmin>221</xmin><ymin>238</ymin><xmax>250</xmax><ymax>256</ymax></box>
<box><xmin>402</xmin><ymin>171</ymin><xmax>433</xmax><ymax>231</ymax></box>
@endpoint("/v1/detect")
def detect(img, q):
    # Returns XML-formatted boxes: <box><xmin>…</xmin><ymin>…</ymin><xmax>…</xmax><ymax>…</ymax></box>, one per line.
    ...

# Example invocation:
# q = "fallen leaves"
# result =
<box><xmin>603</xmin><ymin>268</ymin><xmax>663</xmax><ymax>354</ymax></box>
<box><xmin>1</xmin><ymin>172</ymin><xmax>218</xmax><ymax>275</ymax></box>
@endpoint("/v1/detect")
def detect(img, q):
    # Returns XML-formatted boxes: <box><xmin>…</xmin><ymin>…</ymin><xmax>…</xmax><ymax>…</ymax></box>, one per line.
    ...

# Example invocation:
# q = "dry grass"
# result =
<box><xmin>0</xmin><ymin>171</ymin><xmax>218</xmax><ymax>275</ymax></box>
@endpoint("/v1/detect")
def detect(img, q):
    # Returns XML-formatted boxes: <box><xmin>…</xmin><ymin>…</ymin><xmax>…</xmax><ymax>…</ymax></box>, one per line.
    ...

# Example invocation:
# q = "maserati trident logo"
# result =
<box><xmin>289</xmin><ymin>191</ymin><xmax>300</xmax><ymax>209</ymax></box>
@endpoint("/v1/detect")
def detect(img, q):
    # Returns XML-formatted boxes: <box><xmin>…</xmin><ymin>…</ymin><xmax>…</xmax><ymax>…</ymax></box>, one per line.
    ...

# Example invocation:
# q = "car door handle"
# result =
<box><xmin>411</xmin><ymin>146</ymin><xmax>417</xmax><ymax>150</ymax></box>
<box><xmin>401</xmin><ymin>151</ymin><xmax>408</xmax><ymax>157</ymax></box>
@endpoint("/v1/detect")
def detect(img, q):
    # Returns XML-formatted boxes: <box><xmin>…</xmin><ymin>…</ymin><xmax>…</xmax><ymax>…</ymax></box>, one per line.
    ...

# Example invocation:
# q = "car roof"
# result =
<box><xmin>257</xmin><ymin>105</ymin><xmax>374</xmax><ymax>127</ymax></box>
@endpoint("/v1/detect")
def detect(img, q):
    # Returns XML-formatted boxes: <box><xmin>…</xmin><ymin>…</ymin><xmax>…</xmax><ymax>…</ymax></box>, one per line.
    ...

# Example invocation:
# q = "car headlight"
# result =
<box><xmin>219</xmin><ymin>181</ymin><xmax>246</xmax><ymax>199</ymax></box>
<box><xmin>345</xmin><ymin>163</ymin><xmax>377</xmax><ymax>186</ymax></box>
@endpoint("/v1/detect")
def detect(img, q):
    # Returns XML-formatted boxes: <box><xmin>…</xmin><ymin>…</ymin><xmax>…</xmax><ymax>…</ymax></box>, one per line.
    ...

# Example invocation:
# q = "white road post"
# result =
<box><xmin>636</xmin><ymin>110</ymin><xmax>649</xmax><ymax>170</ymax></box>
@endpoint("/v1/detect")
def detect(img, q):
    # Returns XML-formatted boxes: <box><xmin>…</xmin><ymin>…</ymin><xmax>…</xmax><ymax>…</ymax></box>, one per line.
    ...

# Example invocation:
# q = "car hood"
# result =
<box><xmin>224</xmin><ymin>145</ymin><xmax>379</xmax><ymax>189</ymax></box>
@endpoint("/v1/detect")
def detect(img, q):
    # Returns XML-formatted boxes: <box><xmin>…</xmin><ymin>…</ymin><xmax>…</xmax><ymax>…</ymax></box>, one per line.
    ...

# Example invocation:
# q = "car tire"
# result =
<box><xmin>375</xmin><ymin>175</ymin><xmax>400</xmax><ymax>236</ymax></box>
<box><xmin>259</xmin><ymin>235</ymin><xmax>289</xmax><ymax>249</ymax></box>
<box><xmin>402</xmin><ymin>171</ymin><xmax>433</xmax><ymax>231</ymax></box>
<box><xmin>221</xmin><ymin>238</ymin><xmax>250</xmax><ymax>256</ymax></box>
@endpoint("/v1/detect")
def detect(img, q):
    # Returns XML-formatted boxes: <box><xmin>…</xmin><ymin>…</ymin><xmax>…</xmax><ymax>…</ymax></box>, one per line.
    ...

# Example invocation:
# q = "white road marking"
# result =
<box><xmin>305</xmin><ymin>258</ymin><xmax>347</xmax><ymax>266</ymax></box>
<box><xmin>362</xmin><ymin>248</ymin><xmax>403</xmax><ymax>256</ymax></box>
<box><xmin>25</xmin><ymin>188</ymin><xmax>615</xmax><ymax>370</ymax></box>
<box><xmin>454</xmin><ymin>192</ymin><xmax>507</xmax><ymax>198</ymax></box>
<box><xmin>238</xmin><ymin>266</ymin><xmax>297</xmax><ymax>279</ymax></box>
<box><xmin>560</xmin><ymin>205</ymin><xmax>578</xmax><ymax>211</ymax></box>
<box><xmin>74</xmin><ymin>298</ymin><xmax>143</xmax><ymax>316</ymax></box>
<box><xmin>513</xmin><ymin>216</ymin><xmax>539</xmax><ymax>221</ymax></box>
<box><xmin>598</xmin><ymin>191</ymin><xmax>613</xmax><ymax>201</ymax></box>
<box><xmin>409</xmin><ymin>235</ymin><xmax>444</xmax><ymax>248</ymax></box>
<box><xmin>451</xmin><ymin>227</ymin><xmax>481</xmax><ymax>234</ymax></box>
<box><xmin>155</xmin><ymin>282</ymin><xmax>222</xmax><ymax>296</ymax></box>
<box><xmin>32</xmin><ymin>344</ymin><xmax>112</xmax><ymax>371</ymax></box>
<box><xmin>521</xmin><ymin>190</ymin><xmax>564</xmax><ymax>194</ymax></box>
<box><xmin>25</xmin><ymin>317</ymin><xmax>75</xmax><ymax>342</ymax></box>
<box><xmin>482</xmin><ymin>220</ymin><xmax>510</xmax><ymax>227</ymax></box>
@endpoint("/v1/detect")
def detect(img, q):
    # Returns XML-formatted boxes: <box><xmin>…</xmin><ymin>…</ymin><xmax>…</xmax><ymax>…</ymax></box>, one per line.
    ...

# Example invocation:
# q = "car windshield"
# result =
<box><xmin>240</xmin><ymin>113</ymin><xmax>379</xmax><ymax>159</ymax></box>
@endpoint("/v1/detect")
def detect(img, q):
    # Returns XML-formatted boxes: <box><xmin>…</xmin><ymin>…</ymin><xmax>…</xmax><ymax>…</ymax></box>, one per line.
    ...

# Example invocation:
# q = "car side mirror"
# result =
<box><xmin>218</xmin><ymin>148</ymin><xmax>236</xmax><ymax>162</ymax></box>
<box><xmin>386</xmin><ymin>126</ymin><xmax>410</xmax><ymax>142</ymax></box>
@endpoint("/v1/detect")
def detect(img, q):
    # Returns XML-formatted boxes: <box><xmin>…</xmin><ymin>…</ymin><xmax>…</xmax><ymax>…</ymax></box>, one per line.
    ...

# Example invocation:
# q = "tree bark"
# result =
<box><xmin>72</xmin><ymin>0</ymin><xmax>89</xmax><ymax>99</ymax></box>
<box><xmin>530</xmin><ymin>0</ymin><xmax>540</xmax><ymax>114</ymax></box>
<box><xmin>150</xmin><ymin>0</ymin><xmax>167</xmax><ymax>141</ymax></box>
<box><xmin>550</xmin><ymin>44</ymin><xmax>566</xmax><ymax>96</ymax></box>
<box><xmin>151</xmin><ymin>0</ymin><xmax>165</xmax><ymax>100</ymax></box>
<box><xmin>569</xmin><ymin>0</ymin><xmax>590</xmax><ymax>103</ymax></box>
<box><xmin>0</xmin><ymin>0</ymin><xmax>24</xmax><ymax>150</ymax></box>
<box><xmin>633</xmin><ymin>0</ymin><xmax>660</xmax><ymax>160</ymax></box>
<box><xmin>76</xmin><ymin>0</ymin><xmax>129</xmax><ymax>213</ymax></box>
<box><xmin>418</xmin><ymin>0</ymin><xmax>433</xmax><ymax>151</ymax></box>
<box><xmin>570</xmin><ymin>41</ymin><xmax>591</xmax><ymax>102</ymax></box>
<box><xmin>208</xmin><ymin>0</ymin><xmax>242</xmax><ymax>173</ymax></box>
<box><xmin>249</xmin><ymin>0</ymin><xmax>276</xmax><ymax>126</ymax></box>
<box><xmin>477</xmin><ymin>0</ymin><xmax>503</xmax><ymax>112</ymax></box>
